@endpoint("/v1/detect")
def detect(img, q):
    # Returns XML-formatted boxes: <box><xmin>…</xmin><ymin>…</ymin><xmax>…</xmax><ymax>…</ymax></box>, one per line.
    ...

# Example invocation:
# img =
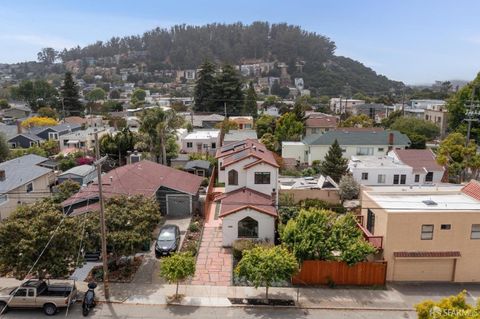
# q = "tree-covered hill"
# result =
<box><xmin>59</xmin><ymin>21</ymin><xmax>404</xmax><ymax>95</ymax></box>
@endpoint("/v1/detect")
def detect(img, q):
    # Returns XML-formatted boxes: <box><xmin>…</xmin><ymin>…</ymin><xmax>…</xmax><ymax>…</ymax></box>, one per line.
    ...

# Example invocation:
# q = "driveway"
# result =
<box><xmin>131</xmin><ymin>216</ymin><xmax>191</xmax><ymax>285</ymax></box>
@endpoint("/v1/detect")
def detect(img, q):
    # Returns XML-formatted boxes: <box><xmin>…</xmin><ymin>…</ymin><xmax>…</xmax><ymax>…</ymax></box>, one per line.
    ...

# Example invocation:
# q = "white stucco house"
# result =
<box><xmin>349</xmin><ymin>149</ymin><xmax>445</xmax><ymax>186</ymax></box>
<box><xmin>181</xmin><ymin>130</ymin><xmax>220</xmax><ymax>156</ymax></box>
<box><xmin>215</xmin><ymin>139</ymin><xmax>280</xmax><ymax>247</ymax></box>
<box><xmin>282</xmin><ymin>129</ymin><xmax>411</xmax><ymax>165</ymax></box>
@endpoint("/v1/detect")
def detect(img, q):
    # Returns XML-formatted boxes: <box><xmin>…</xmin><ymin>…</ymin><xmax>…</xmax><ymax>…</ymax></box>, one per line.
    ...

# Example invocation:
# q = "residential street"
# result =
<box><xmin>1</xmin><ymin>303</ymin><xmax>416</xmax><ymax>318</ymax></box>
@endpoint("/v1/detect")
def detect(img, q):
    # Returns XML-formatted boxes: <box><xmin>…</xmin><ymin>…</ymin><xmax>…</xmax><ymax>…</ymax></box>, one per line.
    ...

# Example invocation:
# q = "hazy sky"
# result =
<box><xmin>1</xmin><ymin>0</ymin><xmax>479</xmax><ymax>84</ymax></box>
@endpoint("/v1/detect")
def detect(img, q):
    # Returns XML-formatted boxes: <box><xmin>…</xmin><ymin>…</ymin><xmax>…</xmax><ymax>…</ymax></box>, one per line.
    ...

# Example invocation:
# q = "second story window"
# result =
<box><xmin>228</xmin><ymin>169</ymin><xmax>238</xmax><ymax>185</ymax></box>
<box><xmin>421</xmin><ymin>224</ymin><xmax>434</xmax><ymax>240</ymax></box>
<box><xmin>254</xmin><ymin>172</ymin><xmax>271</xmax><ymax>184</ymax></box>
<box><xmin>471</xmin><ymin>224</ymin><xmax>480</xmax><ymax>239</ymax></box>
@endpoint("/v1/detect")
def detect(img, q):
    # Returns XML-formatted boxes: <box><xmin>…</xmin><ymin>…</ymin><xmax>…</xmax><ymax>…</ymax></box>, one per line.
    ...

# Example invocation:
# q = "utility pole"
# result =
<box><xmin>465</xmin><ymin>87</ymin><xmax>479</xmax><ymax>146</ymax></box>
<box><xmin>224</xmin><ymin>101</ymin><xmax>227</xmax><ymax>117</ymax></box>
<box><xmin>94</xmin><ymin>132</ymin><xmax>110</xmax><ymax>300</ymax></box>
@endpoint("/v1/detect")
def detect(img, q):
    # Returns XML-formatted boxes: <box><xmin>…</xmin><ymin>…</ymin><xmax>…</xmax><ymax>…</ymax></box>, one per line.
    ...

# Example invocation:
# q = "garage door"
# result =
<box><xmin>167</xmin><ymin>195</ymin><xmax>191</xmax><ymax>217</ymax></box>
<box><xmin>393</xmin><ymin>259</ymin><xmax>454</xmax><ymax>282</ymax></box>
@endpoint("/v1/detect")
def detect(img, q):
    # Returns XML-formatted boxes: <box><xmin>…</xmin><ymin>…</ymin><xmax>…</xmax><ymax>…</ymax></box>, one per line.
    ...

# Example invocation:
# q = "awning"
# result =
<box><xmin>394</xmin><ymin>251</ymin><xmax>461</xmax><ymax>258</ymax></box>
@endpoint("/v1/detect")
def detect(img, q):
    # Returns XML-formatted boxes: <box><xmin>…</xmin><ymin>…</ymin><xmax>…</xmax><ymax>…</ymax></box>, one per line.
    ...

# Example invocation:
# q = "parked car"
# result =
<box><xmin>155</xmin><ymin>224</ymin><xmax>180</xmax><ymax>257</ymax></box>
<box><xmin>0</xmin><ymin>279</ymin><xmax>78</xmax><ymax>316</ymax></box>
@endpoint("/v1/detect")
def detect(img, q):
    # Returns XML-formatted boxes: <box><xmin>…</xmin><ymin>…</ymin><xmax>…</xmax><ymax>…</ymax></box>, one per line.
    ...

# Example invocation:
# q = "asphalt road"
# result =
<box><xmin>1</xmin><ymin>303</ymin><xmax>416</xmax><ymax>318</ymax></box>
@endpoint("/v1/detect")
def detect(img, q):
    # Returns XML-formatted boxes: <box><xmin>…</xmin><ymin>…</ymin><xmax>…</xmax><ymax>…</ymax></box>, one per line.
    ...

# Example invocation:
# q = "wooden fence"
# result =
<box><xmin>203</xmin><ymin>167</ymin><xmax>217</xmax><ymax>216</ymax></box>
<box><xmin>292</xmin><ymin>260</ymin><xmax>387</xmax><ymax>286</ymax></box>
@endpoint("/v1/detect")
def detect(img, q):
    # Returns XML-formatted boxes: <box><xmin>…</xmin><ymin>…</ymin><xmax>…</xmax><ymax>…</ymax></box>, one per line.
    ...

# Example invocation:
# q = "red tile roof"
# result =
<box><xmin>394</xmin><ymin>251</ymin><xmax>461</xmax><ymax>258</ymax></box>
<box><xmin>215</xmin><ymin>187</ymin><xmax>277</xmax><ymax>218</ymax></box>
<box><xmin>393</xmin><ymin>149</ymin><xmax>444</xmax><ymax>173</ymax></box>
<box><xmin>305</xmin><ymin>116</ymin><xmax>338</xmax><ymax>128</ymax></box>
<box><xmin>219</xmin><ymin>139</ymin><xmax>279</xmax><ymax>169</ymax></box>
<box><xmin>461</xmin><ymin>180</ymin><xmax>480</xmax><ymax>201</ymax></box>
<box><xmin>62</xmin><ymin>160</ymin><xmax>203</xmax><ymax>210</ymax></box>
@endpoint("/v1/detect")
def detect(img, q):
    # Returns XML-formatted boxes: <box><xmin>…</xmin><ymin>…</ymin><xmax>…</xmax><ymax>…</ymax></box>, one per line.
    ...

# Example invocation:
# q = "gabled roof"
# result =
<box><xmin>62</xmin><ymin>160</ymin><xmax>203</xmax><ymax>210</ymax></box>
<box><xmin>216</xmin><ymin>187</ymin><xmax>277</xmax><ymax>218</ymax></box>
<box><xmin>461</xmin><ymin>180</ymin><xmax>480</xmax><ymax>201</ymax></box>
<box><xmin>305</xmin><ymin>115</ymin><xmax>338</xmax><ymax>128</ymax></box>
<box><xmin>28</xmin><ymin>123</ymin><xmax>82</xmax><ymax>136</ymax></box>
<box><xmin>59</xmin><ymin>165</ymin><xmax>96</xmax><ymax>178</ymax></box>
<box><xmin>219</xmin><ymin>139</ymin><xmax>279</xmax><ymax>169</ymax></box>
<box><xmin>303</xmin><ymin>130</ymin><xmax>410</xmax><ymax>146</ymax></box>
<box><xmin>0</xmin><ymin>154</ymin><xmax>52</xmax><ymax>193</ymax></box>
<box><xmin>184</xmin><ymin>160</ymin><xmax>211</xmax><ymax>171</ymax></box>
<box><xmin>393</xmin><ymin>149</ymin><xmax>444</xmax><ymax>173</ymax></box>
<box><xmin>8</xmin><ymin>133</ymin><xmax>44</xmax><ymax>142</ymax></box>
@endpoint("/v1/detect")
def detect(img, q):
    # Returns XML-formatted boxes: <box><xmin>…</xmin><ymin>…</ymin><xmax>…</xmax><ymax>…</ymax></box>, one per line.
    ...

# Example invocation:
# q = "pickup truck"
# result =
<box><xmin>0</xmin><ymin>279</ymin><xmax>78</xmax><ymax>316</ymax></box>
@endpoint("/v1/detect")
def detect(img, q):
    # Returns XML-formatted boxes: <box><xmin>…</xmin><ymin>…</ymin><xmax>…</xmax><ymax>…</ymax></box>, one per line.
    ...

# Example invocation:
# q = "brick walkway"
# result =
<box><xmin>191</xmin><ymin>226</ymin><xmax>232</xmax><ymax>286</ymax></box>
<box><xmin>191</xmin><ymin>193</ymin><xmax>232</xmax><ymax>286</ymax></box>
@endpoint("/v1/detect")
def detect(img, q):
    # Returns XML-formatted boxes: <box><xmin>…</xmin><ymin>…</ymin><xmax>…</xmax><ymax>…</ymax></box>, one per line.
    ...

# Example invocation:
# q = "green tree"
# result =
<box><xmin>381</xmin><ymin>110</ymin><xmax>403</xmax><ymax>128</ymax></box>
<box><xmin>255</xmin><ymin>114</ymin><xmax>276</xmax><ymax>138</ymax></box>
<box><xmin>0</xmin><ymin>134</ymin><xmax>9</xmax><ymax>162</ymax></box>
<box><xmin>37</xmin><ymin>106</ymin><xmax>58</xmax><ymax>119</ymax></box>
<box><xmin>243</xmin><ymin>81</ymin><xmax>258</xmax><ymax>118</ymax></box>
<box><xmin>271</xmin><ymin>80</ymin><xmax>289</xmax><ymax>98</ymax></box>
<box><xmin>437</xmin><ymin>132</ymin><xmax>480</xmax><ymax>182</ymax></box>
<box><xmin>281</xmin><ymin>209</ymin><xmax>375</xmax><ymax>264</ymax></box>
<box><xmin>0</xmin><ymin>99</ymin><xmax>10</xmax><ymax>109</ymax></box>
<box><xmin>37</xmin><ymin>47</ymin><xmax>58</xmax><ymax>64</ymax></box>
<box><xmin>131</xmin><ymin>88</ymin><xmax>146</xmax><ymax>105</ymax></box>
<box><xmin>338</xmin><ymin>175</ymin><xmax>360</xmax><ymax>201</ymax></box>
<box><xmin>86</xmin><ymin>88</ymin><xmax>106</xmax><ymax>102</ymax></box>
<box><xmin>140</xmin><ymin>108</ymin><xmax>184</xmax><ymax>164</ymax></box>
<box><xmin>194</xmin><ymin>60</ymin><xmax>217</xmax><ymax>112</ymax></box>
<box><xmin>390</xmin><ymin>117</ymin><xmax>439</xmax><ymax>149</ymax></box>
<box><xmin>160</xmin><ymin>252</ymin><xmax>196</xmax><ymax>299</ymax></box>
<box><xmin>99</xmin><ymin>128</ymin><xmax>137</xmax><ymax>165</ymax></box>
<box><xmin>10</xmin><ymin>80</ymin><xmax>58</xmax><ymax>111</ymax></box>
<box><xmin>40</xmin><ymin>140</ymin><xmax>60</xmax><ymax>156</ymax></box>
<box><xmin>84</xmin><ymin>195</ymin><xmax>161</xmax><ymax>262</ymax></box>
<box><xmin>215</xmin><ymin>119</ymin><xmax>238</xmax><ymax>134</ymax></box>
<box><xmin>341</xmin><ymin>114</ymin><xmax>374</xmax><ymax>128</ymax></box>
<box><xmin>415</xmin><ymin>290</ymin><xmax>479</xmax><ymax>319</ymax></box>
<box><xmin>235</xmin><ymin>246</ymin><xmax>298</xmax><ymax>301</ymax></box>
<box><xmin>260</xmin><ymin>133</ymin><xmax>277</xmax><ymax>152</ymax></box>
<box><xmin>447</xmin><ymin>72</ymin><xmax>480</xmax><ymax>135</ymax></box>
<box><xmin>274</xmin><ymin>112</ymin><xmax>304</xmax><ymax>142</ymax></box>
<box><xmin>214</xmin><ymin>64</ymin><xmax>244</xmax><ymax>115</ymax></box>
<box><xmin>53</xmin><ymin>180</ymin><xmax>81</xmax><ymax>203</ymax></box>
<box><xmin>107</xmin><ymin>116</ymin><xmax>127</xmax><ymax>129</ymax></box>
<box><xmin>61</xmin><ymin>72</ymin><xmax>83</xmax><ymax>117</ymax></box>
<box><xmin>319</xmin><ymin>139</ymin><xmax>348</xmax><ymax>182</ymax></box>
<box><xmin>109</xmin><ymin>89</ymin><xmax>121</xmax><ymax>99</ymax></box>
<box><xmin>9</xmin><ymin>146</ymin><xmax>47</xmax><ymax>159</ymax></box>
<box><xmin>0</xmin><ymin>200</ymin><xmax>81</xmax><ymax>279</ymax></box>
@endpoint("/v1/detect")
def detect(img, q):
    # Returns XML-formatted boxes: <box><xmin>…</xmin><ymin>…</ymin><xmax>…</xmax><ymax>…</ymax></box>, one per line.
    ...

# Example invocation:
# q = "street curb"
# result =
<box><xmin>94</xmin><ymin>299</ymin><xmax>415</xmax><ymax>312</ymax></box>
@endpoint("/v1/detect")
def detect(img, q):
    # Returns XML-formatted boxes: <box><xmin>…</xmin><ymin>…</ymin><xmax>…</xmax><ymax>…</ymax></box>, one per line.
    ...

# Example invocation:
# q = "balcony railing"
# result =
<box><xmin>355</xmin><ymin>215</ymin><xmax>383</xmax><ymax>250</ymax></box>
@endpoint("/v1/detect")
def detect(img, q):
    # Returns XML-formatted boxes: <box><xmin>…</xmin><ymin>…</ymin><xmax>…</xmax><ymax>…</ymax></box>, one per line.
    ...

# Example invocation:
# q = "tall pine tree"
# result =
<box><xmin>214</xmin><ymin>64</ymin><xmax>244</xmax><ymax>115</ymax></box>
<box><xmin>194</xmin><ymin>60</ymin><xmax>217</xmax><ymax>112</ymax></box>
<box><xmin>319</xmin><ymin>139</ymin><xmax>348</xmax><ymax>182</ymax></box>
<box><xmin>60</xmin><ymin>72</ymin><xmax>82</xmax><ymax>117</ymax></box>
<box><xmin>243</xmin><ymin>81</ymin><xmax>258</xmax><ymax>118</ymax></box>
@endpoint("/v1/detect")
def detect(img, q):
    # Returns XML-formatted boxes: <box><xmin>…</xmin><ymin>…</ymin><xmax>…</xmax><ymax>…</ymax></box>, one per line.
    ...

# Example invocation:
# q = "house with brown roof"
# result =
<box><xmin>349</xmin><ymin>149</ymin><xmax>445</xmax><ymax>186</ymax></box>
<box><xmin>215</xmin><ymin>139</ymin><xmax>280</xmax><ymax>246</ymax></box>
<box><xmin>304</xmin><ymin>114</ymin><xmax>338</xmax><ymax>136</ymax></box>
<box><xmin>62</xmin><ymin>160</ymin><xmax>204</xmax><ymax>217</ymax></box>
<box><xmin>360</xmin><ymin>181</ymin><xmax>480</xmax><ymax>282</ymax></box>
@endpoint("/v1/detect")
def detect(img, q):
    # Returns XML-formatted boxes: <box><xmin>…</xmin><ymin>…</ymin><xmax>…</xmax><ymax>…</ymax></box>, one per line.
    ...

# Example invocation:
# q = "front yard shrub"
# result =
<box><xmin>232</xmin><ymin>239</ymin><xmax>256</xmax><ymax>260</ymax></box>
<box><xmin>188</xmin><ymin>221</ymin><xmax>200</xmax><ymax>233</ymax></box>
<box><xmin>338</xmin><ymin>175</ymin><xmax>360</xmax><ymax>201</ymax></box>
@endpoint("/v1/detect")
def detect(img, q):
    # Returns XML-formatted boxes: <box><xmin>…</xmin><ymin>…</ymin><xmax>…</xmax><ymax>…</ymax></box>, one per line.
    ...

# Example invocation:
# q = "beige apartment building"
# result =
<box><xmin>360</xmin><ymin>181</ymin><xmax>480</xmax><ymax>282</ymax></box>
<box><xmin>424</xmin><ymin>104</ymin><xmax>449</xmax><ymax>138</ymax></box>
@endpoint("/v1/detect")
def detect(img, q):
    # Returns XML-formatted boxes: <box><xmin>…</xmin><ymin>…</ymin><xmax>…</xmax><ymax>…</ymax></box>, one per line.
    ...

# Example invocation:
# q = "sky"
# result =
<box><xmin>1</xmin><ymin>0</ymin><xmax>479</xmax><ymax>84</ymax></box>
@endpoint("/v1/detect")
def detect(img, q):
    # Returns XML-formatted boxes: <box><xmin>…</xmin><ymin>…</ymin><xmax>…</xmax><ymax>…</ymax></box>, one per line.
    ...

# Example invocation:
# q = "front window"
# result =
<box><xmin>0</xmin><ymin>194</ymin><xmax>7</xmax><ymax>204</ymax></box>
<box><xmin>425</xmin><ymin>172</ymin><xmax>433</xmax><ymax>182</ymax></box>
<box><xmin>367</xmin><ymin>209</ymin><xmax>375</xmax><ymax>234</ymax></box>
<box><xmin>254</xmin><ymin>172</ymin><xmax>271</xmax><ymax>184</ymax></box>
<box><xmin>400</xmin><ymin>174</ymin><xmax>406</xmax><ymax>184</ymax></box>
<box><xmin>26</xmin><ymin>183</ymin><xmax>33</xmax><ymax>193</ymax></box>
<box><xmin>211</xmin><ymin>142</ymin><xmax>216</xmax><ymax>149</ymax></box>
<box><xmin>471</xmin><ymin>224</ymin><xmax>480</xmax><ymax>239</ymax></box>
<box><xmin>238</xmin><ymin>217</ymin><xmax>258</xmax><ymax>238</ymax></box>
<box><xmin>378</xmin><ymin>147</ymin><xmax>384</xmax><ymax>152</ymax></box>
<box><xmin>421</xmin><ymin>224</ymin><xmax>434</xmax><ymax>240</ymax></box>
<box><xmin>356</xmin><ymin>147</ymin><xmax>373</xmax><ymax>156</ymax></box>
<box><xmin>228</xmin><ymin>170</ymin><xmax>238</xmax><ymax>185</ymax></box>
<box><xmin>414</xmin><ymin>174</ymin><xmax>420</xmax><ymax>183</ymax></box>
<box><xmin>361</xmin><ymin>173</ymin><xmax>368</xmax><ymax>180</ymax></box>
<box><xmin>311</xmin><ymin>128</ymin><xmax>318</xmax><ymax>134</ymax></box>
<box><xmin>377</xmin><ymin>174</ymin><xmax>386</xmax><ymax>184</ymax></box>
<box><xmin>203</xmin><ymin>144</ymin><xmax>208</xmax><ymax>149</ymax></box>
<box><xmin>186</xmin><ymin>142</ymin><xmax>193</xmax><ymax>148</ymax></box>
<box><xmin>393</xmin><ymin>174</ymin><xmax>399</xmax><ymax>184</ymax></box>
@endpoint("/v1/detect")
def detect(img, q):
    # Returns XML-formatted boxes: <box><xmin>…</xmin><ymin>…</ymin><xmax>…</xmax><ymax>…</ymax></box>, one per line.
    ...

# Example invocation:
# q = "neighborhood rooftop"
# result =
<box><xmin>302</xmin><ymin>130</ymin><xmax>410</xmax><ymax>146</ymax></box>
<box><xmin>0</xmin><ymin>154</ymin><xmax>51</xmax><ymax>193</ymax></box>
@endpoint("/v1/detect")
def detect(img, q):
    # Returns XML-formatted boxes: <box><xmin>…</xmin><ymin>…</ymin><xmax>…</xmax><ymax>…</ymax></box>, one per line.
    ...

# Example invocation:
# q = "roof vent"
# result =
<box><xmin>422</xmin><ymin>200</ymin><xmax>438</xmax><ymax>206</ymax></box>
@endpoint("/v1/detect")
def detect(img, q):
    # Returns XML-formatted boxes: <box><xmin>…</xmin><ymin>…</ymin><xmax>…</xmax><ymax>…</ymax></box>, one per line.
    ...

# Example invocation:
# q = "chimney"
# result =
<box><xmin>0</xmin><ymin>170</ymin><xmax>5</xmax><ymax>182</ymax></box>
<box><xmin>16</xmin><ymin>121</ymin><xmax>22</xmax><ymax>134</ymax></box>
<box><xmin>388</xmin><ymin>132</ymin><xmax>394</xmax><ymax>145</ymax></box>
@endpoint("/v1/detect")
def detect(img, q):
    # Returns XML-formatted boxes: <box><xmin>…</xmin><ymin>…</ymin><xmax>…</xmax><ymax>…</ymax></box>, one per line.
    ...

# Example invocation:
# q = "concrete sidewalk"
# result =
<box><xmin>0</xmin><ymin>278</ymin><xmax>478</xmax><ymax>310</ymax></box>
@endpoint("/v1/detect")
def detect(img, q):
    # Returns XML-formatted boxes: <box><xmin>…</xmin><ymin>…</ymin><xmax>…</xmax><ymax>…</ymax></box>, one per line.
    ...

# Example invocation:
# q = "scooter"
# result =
<box><xmin>82</xmin><ymin>282</ymin><xmax>97</xmax><ymax>317</ymax></box>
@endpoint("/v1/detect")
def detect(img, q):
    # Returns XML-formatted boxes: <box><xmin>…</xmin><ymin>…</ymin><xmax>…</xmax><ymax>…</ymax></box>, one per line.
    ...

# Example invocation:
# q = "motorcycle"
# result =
<box><xmin>82</xmin><ymin>282</ymin><xmax>97</xmax><ymax>317</ymax></box>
